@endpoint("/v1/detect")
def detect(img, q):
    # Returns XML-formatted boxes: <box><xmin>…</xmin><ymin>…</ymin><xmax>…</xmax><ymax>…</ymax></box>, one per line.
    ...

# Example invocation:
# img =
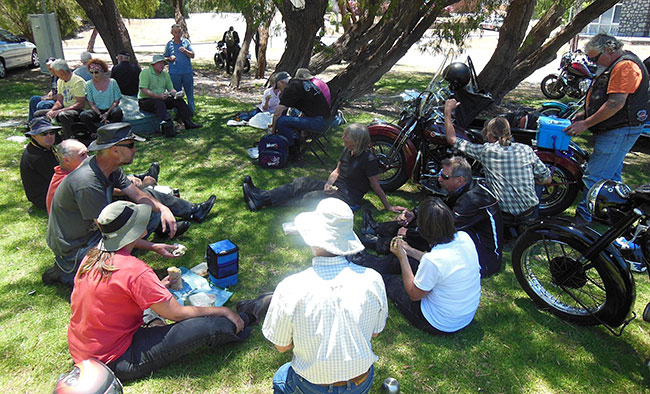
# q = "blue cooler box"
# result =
<box><xmin>537</xmin><ymin>116</ymin><xmax>572</xmax><ymax>151</ymax></box>
<box><xmin>206</xmin><ymin>240</ymin><xmax>239</xmax><ymax>288</ymax></box>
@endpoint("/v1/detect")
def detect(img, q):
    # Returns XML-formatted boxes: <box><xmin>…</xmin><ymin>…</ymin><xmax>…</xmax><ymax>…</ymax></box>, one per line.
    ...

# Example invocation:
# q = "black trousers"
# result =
<box><xmin>349</xmin><ymin>251</ymin><xmax>450</xmax><ymax>336</ymax></box>
<box><xmin>144</xmin><ymin>188</ymin><xmax>195</xmax><ymax>219</ymax></box>
<box><xmin>372</xmin><ymin>221</ymin><xmax>429</xmax><ymax>255</ymax></box>
<box><xmin>79</xmin><ymin>107</ymin><xmax>124</xmax><ymax>133</ymax></box>
<box><xmin>268</xmin><ymin>176</ymin><xmax>355</xmax><ymax>208</ymax></box>
<box><xmin>33</xmin><ymin>109</ymin><xmax>82</xmax><ymax>139</ymax></box>
<box><xmin>138</xmin><ymin>97</ymin><xmax>192</xmax><ymax>123</ymax></box>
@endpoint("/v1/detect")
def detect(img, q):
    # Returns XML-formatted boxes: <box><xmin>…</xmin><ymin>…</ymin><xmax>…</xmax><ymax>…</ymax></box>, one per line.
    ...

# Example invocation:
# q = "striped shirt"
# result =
<box><xmin>454</xmin><ymin>139</ymin><xmax>550</xmax><ymax>215</ymax></box>
<box><xmin>262</xmin><ymin>256</ymin><xmax>388</xmax><ymax>384</ymax></box>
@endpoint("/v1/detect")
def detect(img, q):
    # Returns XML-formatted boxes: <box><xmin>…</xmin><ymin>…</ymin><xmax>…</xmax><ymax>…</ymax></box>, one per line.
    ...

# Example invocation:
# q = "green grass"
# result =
<box><xmin>1</xmin><ymin>68</ymin><xmax>650</xmax><ymax>393</ymax></box>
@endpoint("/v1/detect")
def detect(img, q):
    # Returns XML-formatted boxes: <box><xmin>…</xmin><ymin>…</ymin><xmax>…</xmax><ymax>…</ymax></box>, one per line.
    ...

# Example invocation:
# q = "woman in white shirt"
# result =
<box><xmin>387</xmin><ymin>197</ymin><xmax>481</xmax><ymax>334</ymax></box>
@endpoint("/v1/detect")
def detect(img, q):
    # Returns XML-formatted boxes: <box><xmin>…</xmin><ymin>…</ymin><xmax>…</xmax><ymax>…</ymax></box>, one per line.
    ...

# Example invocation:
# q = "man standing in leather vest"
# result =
<box><xmin>565</xmin><ymin>33</ymin><xmax>649</xmax><ymax>225</ymax></box>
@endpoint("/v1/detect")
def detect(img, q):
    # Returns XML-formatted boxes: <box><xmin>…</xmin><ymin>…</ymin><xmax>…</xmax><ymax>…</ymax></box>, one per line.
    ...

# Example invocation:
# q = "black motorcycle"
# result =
<box><xmin>540</xmin><ymin>50</ymin><xmax>596</xmax><ymax>99</ymax></box>
<box><xmin>213</xmin><ymin>41</ymin><xmax>251</xmax><ymax>73</ymax></box>
<box><xmin>512</xmin><ymin>180</ymin><xmax>650</xmax><ymax>335</ymax></box>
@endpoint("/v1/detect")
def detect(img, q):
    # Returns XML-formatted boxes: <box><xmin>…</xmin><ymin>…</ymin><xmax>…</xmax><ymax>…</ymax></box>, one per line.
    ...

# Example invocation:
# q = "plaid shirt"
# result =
<box><xmin>262</xmin><ymin>256</ymin><xmax>388</xmax><ymax>384</ymax></box>
<box><xmin>454</xmin><ymin>139</ymin><xmax>550</xmax><ymax>215</ymax></box>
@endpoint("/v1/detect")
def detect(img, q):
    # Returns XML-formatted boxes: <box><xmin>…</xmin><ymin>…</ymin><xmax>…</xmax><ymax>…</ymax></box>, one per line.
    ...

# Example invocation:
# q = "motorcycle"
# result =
<box><xmin>540</xmin><ymin>50</ymin><xmax>596</xmax><ymax>99</ymax></box>
<box><xmin>213</xmin><ymin>41</ymin><xmax>251</xmax><ymax>73</ymax></box>
<box><xmin>512</xmin><ymin>180</ymin><xmax>650</xmax><ymax>335</ymax></box>
<box><xmin>369</xmin><ymin>55</ymin><xmax>589</xmax><ymax>217</ymax></box>
<box><xmin>539</xmin><ymin>96</ymin><xmax>585</xmax><ymax>119</ymax></box>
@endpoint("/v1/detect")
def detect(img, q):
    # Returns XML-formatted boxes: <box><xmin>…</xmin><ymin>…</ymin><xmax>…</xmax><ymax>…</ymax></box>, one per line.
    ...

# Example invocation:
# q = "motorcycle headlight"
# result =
<box><xmin>587</xmin><ymin>180</ymin><xmax>631</xmax><ymax>221</ymax></box>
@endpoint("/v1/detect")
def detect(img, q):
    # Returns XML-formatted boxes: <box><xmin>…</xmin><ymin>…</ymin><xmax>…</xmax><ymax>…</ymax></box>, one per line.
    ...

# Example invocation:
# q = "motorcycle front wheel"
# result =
<box><xmin>371</xmin><ymin>134</ymin><xmax>409</xmax><ymax>192</ymax></box>
<box><xmin>214</xmin><ymin>53</ymin><xmax>225</xmax><ymax>69</ymax></box>
<box><xmin>538</xmin><ymin>162</ymin><xmax>580</xmax><ymax>216</ymax></box>
<box><xmin>512</xmin><ymin>229</ymin><xmax>625</xmax><ymax>325</ymax></box>
<box><xmin>243</xmin><ymin>59</ymin><xmax>251</xmax><ymax>73</ymax></box>
<box><xmin>541</xmin><ymin>74</ymin><xmax>565</xmax><ymax>99</ymax></box>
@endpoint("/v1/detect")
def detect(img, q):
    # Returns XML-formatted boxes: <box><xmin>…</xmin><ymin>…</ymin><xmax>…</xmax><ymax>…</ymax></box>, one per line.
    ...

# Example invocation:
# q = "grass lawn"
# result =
<box><xmin>1</xmin><ymin>63</ymin><xmax>650</xmax><ymax>393</ymax></box>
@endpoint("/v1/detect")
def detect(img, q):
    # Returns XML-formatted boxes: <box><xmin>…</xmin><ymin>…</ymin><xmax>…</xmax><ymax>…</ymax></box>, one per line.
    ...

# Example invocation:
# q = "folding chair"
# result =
<box><xmin>298</xmin><ymin>93</ymin><xmax>346</xmax><ymax>164</ymax></box>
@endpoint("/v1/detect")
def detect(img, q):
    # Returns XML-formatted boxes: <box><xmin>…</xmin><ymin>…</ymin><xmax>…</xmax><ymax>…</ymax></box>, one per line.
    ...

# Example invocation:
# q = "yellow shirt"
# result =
<box><xmin>57</xmin><ymin>74</ymin><xmax>86</xmax><ymax>108</ymax></box>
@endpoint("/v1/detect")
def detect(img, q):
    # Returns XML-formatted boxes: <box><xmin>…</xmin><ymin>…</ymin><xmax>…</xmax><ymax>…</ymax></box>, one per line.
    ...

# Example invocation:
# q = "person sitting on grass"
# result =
<box><xmin>229</xmin><ymin>72</ymin><xmax>283</xmax><ymax>125</ymax></box>
<box><xmin>356</xmin><ymin>197</ymin><xmax>481</xmax><ymax>335</ymax></box>
<box><xmin>360</xmin><ymin>156</ymin><xmax>503</xmax><ymax>278</ymax></box>
<box><xmin>20</xmin><ymin>117</ymin><xmax>60</xmax><ymax>211</ymax></box>
<box><xmin>80</xmin><ymin>58</ymin><xmax>124</xmax><ymax>135</ymax></box>
<box><xmin>262</xmin><ymin>198</ymin><xmax>388</xmax><ymax>393</ymax></box>
<box><xmin>242</xmin><ymin>123</ymin><xmax>406</xmax><ymax>213</ymax></box>
<box><xmin>444</xmin><ymin>98</ymin><xmax>551</xmax><ymax>237</ymax></box>
<box><xmin>46</xmin><ymin>139</ymin><xmax>216</xmax><ymax>225</ymax></box>
<box><xmin>67</xmin><ymin>200</ymin><xmax>270</xmax><ymax>382</ymax></box>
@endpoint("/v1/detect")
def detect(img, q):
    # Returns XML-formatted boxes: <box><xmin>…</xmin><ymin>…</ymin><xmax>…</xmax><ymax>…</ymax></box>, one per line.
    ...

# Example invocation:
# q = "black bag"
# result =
<box><xmin>258</xmin><ymin>134</ymin><xmax>289</xmax><ymax>169</ymax></box>
<box><xmin>160</xmin><ymin>120</ymin><xmax>177</xmax><ymax>138</ymax></box>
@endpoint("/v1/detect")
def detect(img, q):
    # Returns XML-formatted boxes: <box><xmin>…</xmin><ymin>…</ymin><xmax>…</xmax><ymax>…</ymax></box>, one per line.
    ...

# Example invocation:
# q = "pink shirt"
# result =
<box><xmin>46</xmin><ymin>165</ymin><xmax>71</xmax><ymax>214</ymax></box>
<box><xmin>68</xmin><ymin>250</ymin><xmax>172</xmax><ymax>363</ymax></box>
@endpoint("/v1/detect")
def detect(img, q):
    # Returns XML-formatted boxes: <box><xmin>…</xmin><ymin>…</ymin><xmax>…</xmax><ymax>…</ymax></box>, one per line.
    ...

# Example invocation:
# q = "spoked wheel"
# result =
<box><xmin>243</xmin><ymin>59</ymin><xmax>251</xmax><ymax>73</ymax></box>
<box><xmin>541</xmin><ymin>74</ymin><xmax>565</xmax><ymax>99</ymax></box>
<box><xmin>371</xmin><ymin>134</ymin><xmax>409</xmax><ymax>192</ymax></box>
<box><xmin>214</xmin><ymin>54</ymin><xmax>225</xmax><ymax>69</ymax></box>
<box><xmin>539</xmin><ymin>162</ymin><xmax>579</xmax><ymax>216</ymax></box>
<box><xmin>512</xmin><ymin>229</ymin><xmax>629</xmax><ymax>326</ymax></box>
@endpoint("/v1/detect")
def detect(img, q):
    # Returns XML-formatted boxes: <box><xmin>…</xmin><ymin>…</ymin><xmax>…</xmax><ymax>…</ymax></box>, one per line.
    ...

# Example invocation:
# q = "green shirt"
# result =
<box><xmin>137</xmin><ymin>66</ymin><xmax>174</xmax><ymax>99</ymax></box>
<box><xmin>58</xmin><ymin>74</ymin><xmax>86</xmax><ymax>107</ymax></box>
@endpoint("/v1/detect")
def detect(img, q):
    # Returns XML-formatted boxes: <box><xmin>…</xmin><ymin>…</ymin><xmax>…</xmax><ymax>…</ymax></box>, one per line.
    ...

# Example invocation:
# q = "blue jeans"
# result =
<box><xmin>28</xmin><ymin>96</ymin><xmax>55</xmax><ymax>121</ymax></box>
<box><xmin>576</xmin><ymin>125</ymin><xmax>643</xmax><ymax>222</ymax></box>
<box><xmin>108</xmin><ymin>313</ymin><xmax>250</xmax><ymax>381</ymax></box>
<box><xmin>276</xmin><ymin>115</ymin><xmax>330</xmax><ymax>146</ymax></box>
<box><xmin>170</xmin><ymin>72</ymin><xmax>195</xmax><ymax>114</ymax></box>
<box><xmin>273</xmin><ymin>362</ymin><xmax>374</xmax><ymax>394</ymax></box>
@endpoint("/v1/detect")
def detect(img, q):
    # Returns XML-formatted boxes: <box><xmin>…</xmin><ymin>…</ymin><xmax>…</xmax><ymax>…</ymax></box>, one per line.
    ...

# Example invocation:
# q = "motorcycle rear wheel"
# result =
<box><xmin>541</xmin><ymin>75</ymin><xmax>565</xmax><ymax>99</ymax></box>
<box><xmin>539</xmin><ymin>107</ymin><xmax>563</xmax><ymax>118</ymax></box>
<box><xmin>539</xmin><ymin>162</ymin><xmax>580</xmax><ymax>216</ymax></box>
<box><xmin>214</xmin><ymin>53</ymin><xmax>225</xmax><ymax>69</ymax></box>
<box><xmin>371</xmin><ymin>134</ymin><xmax>409</xmax><ymax>192</ymax></box>
<box><xmin>512</xmin><ymin>229</ymin><xmax>623</xmax><ymax>325</ymax></box>
<box><xmin>243</xmin><ymin>59</ymin><xmax>251</xmax><ymax>73</ymax></box>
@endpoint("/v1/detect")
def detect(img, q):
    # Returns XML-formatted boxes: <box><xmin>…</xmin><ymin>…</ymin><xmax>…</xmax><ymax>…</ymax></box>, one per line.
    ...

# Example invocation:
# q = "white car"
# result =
<box><xmin>0</xmin><ymin>28</ymin><xmax>39</xmax><ymax>78</ymax></box>
<box><xmin>479</xmin><ymin>17</ymin><xmax>504</xmax><ymax>31</ymax></box>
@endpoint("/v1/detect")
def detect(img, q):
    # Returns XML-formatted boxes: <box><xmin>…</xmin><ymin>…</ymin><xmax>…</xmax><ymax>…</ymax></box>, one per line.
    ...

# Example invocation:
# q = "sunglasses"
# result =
<box><xmin>588</xmin><ymin>52</ymin><xmax>602</xmax><ymax>64</ymax></box>
<box><xmin>439</xmin><ymin>173</ymin><xmax>458</xmax><ymax>180</ymax></box>
<box><xmin>39</xmin><ymin>130</ymin><xmax>57</xmax><ymax>136</ymax></box>
<box><xmin>114</xmin><ymin>142</ymin><xmax>135</xmax><ymax>149</ymax></box>
<box><xmin>89</xmin><ymin>70</ymin><xmax>102</xmax><ymax>74</ymax></box>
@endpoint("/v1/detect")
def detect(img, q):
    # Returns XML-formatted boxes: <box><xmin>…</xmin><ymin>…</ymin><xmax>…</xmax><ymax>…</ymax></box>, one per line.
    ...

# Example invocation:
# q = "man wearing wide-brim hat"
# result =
<box><xmin>20</xmin><ymin>117</ymin><xmax>61</xmax><ymax>210</ymax></box>
<box><xmin>262</xmin><ymin>198</ymin><xmax>388</xmax><ymax>393</ymax></box>
<box><xmin>137</xmin><ymin>54</ymin><xmax>201</xmax><ymax>132</ymax></box>
<box><xmin>45</xmin><ymin>122</ymin><xmax>181</xmax><ymax>286</ymax></box>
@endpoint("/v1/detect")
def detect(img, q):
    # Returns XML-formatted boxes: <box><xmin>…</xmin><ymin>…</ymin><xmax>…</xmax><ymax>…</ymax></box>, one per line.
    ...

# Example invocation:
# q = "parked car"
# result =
<box><xmin>479</xmin><ymin>17</ymin><xmax>504</xmax><ymax>31</ymax></box>
<box><xmin>0</xmin><ymin>28</ymin><xmax>39</xmax><ymax>78</ymax></box>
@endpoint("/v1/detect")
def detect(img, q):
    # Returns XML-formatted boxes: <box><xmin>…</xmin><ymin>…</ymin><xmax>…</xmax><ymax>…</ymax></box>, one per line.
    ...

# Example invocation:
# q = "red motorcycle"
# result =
<box><xmin>369</xmin><ymin>59</ymin><xmax>589</xmax><ymax>217</ymax></box>
<box><xmin>540</xmin><ymin>50</ymin><xmax>596</xmax><ymax>99</ymax></box>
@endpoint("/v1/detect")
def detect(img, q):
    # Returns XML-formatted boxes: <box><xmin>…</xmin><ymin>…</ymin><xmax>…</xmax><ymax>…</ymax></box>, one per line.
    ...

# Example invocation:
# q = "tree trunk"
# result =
<box><xmin>273</xmin><ymin>0</ymin><xmax>329</xmax><ymax>75</ymax></box>
<box><xmin>327</xmin><ymin>0</ymin><xmax>454</xmax><ymax>102</ymax></box>
<box><xmin>479</xmin><ymin>0</ymin><xmax>620</xmax><ymax>103</ymax></box>
<box><xmin>75</xmin><ymin>0</ymin><xmax>138</xmax><ymax>67</ymax></box>
<box><xmin>172</xmin><ymin>0</ymin><xmax>190</xmax><ymax>40</ymax></box>
<box><xmin>231</xmin><ymin>15</ymin><xmax>257</xmax><ymax>88</ymax></box>
<box><xmin>86</xmin><ymin>28</ymin><xmax>98</xmax><ymax>53</ymax></box>
<box><xmin>255</xmin><ymin>20</ymin><xmax>272</xmax><ymax>79</ymax></box>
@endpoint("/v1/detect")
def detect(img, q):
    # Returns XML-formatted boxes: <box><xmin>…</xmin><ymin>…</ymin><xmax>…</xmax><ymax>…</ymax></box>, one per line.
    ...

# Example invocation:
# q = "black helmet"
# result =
<box><xmin>54</xmin><ymin>359</ymin><xmax>123</xmax><ymax>394</ymax></box>
<box><xmin>443</xmin><ymin>62</ymin><xmax>471</xmax><ymax>91</ymax></box>
<box><xmin>586</xmin><ymin>180</ymin><xmax>631</xmax><ymax>222</ymax></box>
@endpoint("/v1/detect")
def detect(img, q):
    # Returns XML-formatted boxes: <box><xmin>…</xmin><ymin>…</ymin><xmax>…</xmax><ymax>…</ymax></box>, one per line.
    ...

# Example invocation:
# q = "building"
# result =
<box><xmin>585</xmin><ymin>0</ymin><xmax>650</xmax><ymax>37</ymax></box>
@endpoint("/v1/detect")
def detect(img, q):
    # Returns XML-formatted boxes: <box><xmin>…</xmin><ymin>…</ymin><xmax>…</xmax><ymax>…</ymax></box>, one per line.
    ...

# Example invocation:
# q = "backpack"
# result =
<box><xmin>225</xmin><ymin>31</ymin><xmax>235</xmax><ymax>47</ymax></box>
<box><xmin>258</xmin><ymin>134</ymin><xmax>289</xmax><ymax>169</ymax></box>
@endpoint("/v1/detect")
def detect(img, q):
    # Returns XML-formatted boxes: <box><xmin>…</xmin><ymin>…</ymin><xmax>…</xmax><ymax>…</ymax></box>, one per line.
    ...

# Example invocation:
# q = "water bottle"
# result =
<box><xmin>381</xmin><ymin>377</ymin><xmax>400</xmax><ymax>393</ymax></box>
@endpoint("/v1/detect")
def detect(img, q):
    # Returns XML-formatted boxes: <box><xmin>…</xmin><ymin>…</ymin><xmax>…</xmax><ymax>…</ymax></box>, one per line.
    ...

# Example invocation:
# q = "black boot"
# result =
<box><xmin>184</xmin><ymin>120</ymin><xmax>202</xmax><ymax>129</ymax></box>
<box><xmin>134</xmin><ymin>162</ymin><xmax>160</xmax><ymax>182</ymax></box>
<box><xmin>188</xmin><ymin>195</ymin><xmax>216</xmax><ymax>223</ymax></box>
<box><xmin>359</xmin><ymin>234</ymin><xmax>379</xmax><ymax>250</ymax></box>
<box><xmin>155</xmin><ymin>220</ymin><xmax>191</xmax><ymax>240</ymax></box>
<box><xmin>361</xmin><ymin>209</ymin><xmax>379</xmax><ymax>235</ymax></box>
<box><xmin>242</xmin><ymin>177</ymin><xmax>271</xmax><ymax>212</ymax></box>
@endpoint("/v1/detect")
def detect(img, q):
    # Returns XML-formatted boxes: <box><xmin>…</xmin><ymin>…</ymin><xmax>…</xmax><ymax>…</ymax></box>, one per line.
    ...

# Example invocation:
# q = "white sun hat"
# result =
<box><xmin>294</xmin><ymin>198</ymin><xmax>364</xmax><ymax>256</ymax></box>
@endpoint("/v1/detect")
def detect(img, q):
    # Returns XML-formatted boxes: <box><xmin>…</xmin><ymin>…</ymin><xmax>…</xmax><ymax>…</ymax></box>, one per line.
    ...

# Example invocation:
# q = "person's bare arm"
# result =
<box><xmin>275</xmin><ymin>342</ymin><xmax>294</xmax><ymax>353</ymax></box>
<box><xmin>324</xmin><ymin>162</ymin><xmax>341</xmax><ymax>193</ymax></box>
<box><xmin>369</xmin><ymin>175</ymin><xmax>406</xmax><ymax>212</ymax></box>
<box><xmin>270</xmin><ymin>104</ymin><xmax>287</xmax><ymax>133</ymax></box>
<box><xmin>564</xmin><ymin>93</ymin><xmax>628</xmax><ymax>136</ymax></box>
<box><xmin>151</xmin><ymin>297</ymin><xmax>244</xmax><ymax>332</ymax></box>
<box><xmin>140</xmin><ymin>87</ymin><xmax>169</xmax><ymax>100</ymax></box>
<box><xmin>122</xmin><ymin>184</ymin><xmax>177</xmax><ymax>237</ymax></box>
<box><xmin>444</xmin><ymin>99</ymin><xmax>461</xmax><ymax>145</ymax></box>
<box><xmin>390</xmin><ymin>239</ymin><xmax>429</xmax><ymax>301</ymax></box>
<box><xmin>179</xmin><ymin>46</ymin><xmax>195</xmax><ymax>59</ymax></box>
